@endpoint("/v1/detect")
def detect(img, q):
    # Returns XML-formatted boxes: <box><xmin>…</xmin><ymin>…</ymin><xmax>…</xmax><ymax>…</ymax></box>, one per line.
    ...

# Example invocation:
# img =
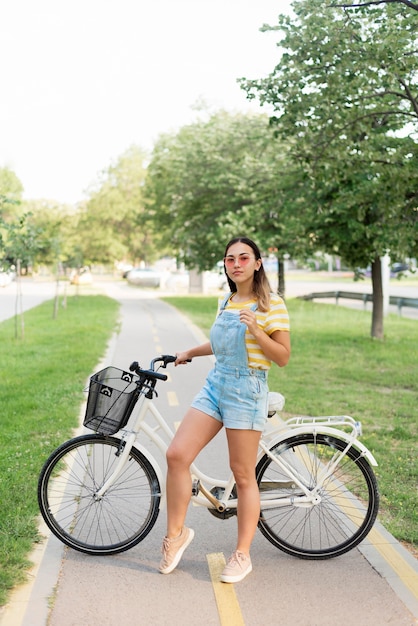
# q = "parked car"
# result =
<box><xmin>70</xmin><ymin>267</ymin><xmax>93</xmax><ymax>285</ymax></box>
<box><xmin>357</xmin><ymin>262</ymin><xmax>411</xmax><ymax>279</ymax></box>
<box><xmin>0</xmin><ymin>268</ymin><xmax>15</xmax><ymax>287</ymax></box>
<box><xmin>126</xmin><ymin>267</ymin><xmax>161</xmax><ymax>287</ymax></box>
<box><xmin>391</xmin><ymin>263</ymin><xmax>409</xmax><ymax>276</ymax></box>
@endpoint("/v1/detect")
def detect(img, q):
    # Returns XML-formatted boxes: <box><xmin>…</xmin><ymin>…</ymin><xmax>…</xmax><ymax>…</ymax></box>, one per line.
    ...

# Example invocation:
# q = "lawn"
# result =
<box><xmin>162</xmin><ymin>295</ymin><xmax>418</xmax><ymax>554</ymax></box>
<box><xmin>0</xmin><ymin>295</ymin><xmax>119</xmax><ymax>606</ymax></box>
<box><xmin>1</xmin><ymin>289</ymin><xmax>416</xmax><ymax>607</ymax></box>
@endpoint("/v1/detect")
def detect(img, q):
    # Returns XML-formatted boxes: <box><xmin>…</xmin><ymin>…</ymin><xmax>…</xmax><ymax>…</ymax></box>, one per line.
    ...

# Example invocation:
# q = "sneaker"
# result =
<box><xmin>220</xmin><ymin>550</ymin><xmax>252</xmax><ymax>583</ymax></box>
<box><xmin>159</xmin><ymin>527</ymin><xmax>194</xmax><ymax>574</ymax></box>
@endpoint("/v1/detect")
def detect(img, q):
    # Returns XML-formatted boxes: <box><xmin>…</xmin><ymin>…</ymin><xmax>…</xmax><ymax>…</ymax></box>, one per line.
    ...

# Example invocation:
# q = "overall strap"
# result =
<box><xmin>219</xmin><ymin>292</ymin><xmax>233</xmax><ymax>312</ymax></box>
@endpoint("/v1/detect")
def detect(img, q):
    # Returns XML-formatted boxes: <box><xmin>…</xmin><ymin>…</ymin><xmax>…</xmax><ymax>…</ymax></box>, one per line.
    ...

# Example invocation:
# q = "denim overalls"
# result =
<box><xmin>191</xmin><ymin>293</ymin><xmax>269</xmax><ymax>430</ymax></box>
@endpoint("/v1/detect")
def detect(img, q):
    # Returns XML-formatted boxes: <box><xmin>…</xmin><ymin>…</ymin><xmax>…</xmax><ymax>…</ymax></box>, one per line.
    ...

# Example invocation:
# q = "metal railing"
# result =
<box><xmin>297</xmin><ymin>291</ymin><xmax>418</xmax><ymax>315</ymax></box>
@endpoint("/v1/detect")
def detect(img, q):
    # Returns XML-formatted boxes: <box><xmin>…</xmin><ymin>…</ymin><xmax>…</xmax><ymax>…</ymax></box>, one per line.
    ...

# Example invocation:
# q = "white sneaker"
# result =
<box><xmin>159</xmin><ymin>527</ymin><xmax>194</xmax><ymax>574</ymax></box>
<box><xmin>220</xmin><ymin>550</ymin><xmax>252</xmax><ymax>583</ymax></box>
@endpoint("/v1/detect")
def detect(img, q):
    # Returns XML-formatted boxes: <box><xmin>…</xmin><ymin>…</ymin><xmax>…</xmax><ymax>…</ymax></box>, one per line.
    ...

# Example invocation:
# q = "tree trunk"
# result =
<box><xmin>277</xmin><ymin>257</ymin><xmax>286</xmax><ymax>298</ymax></box>
<box><xmin>14</xmin><ymin>259</ymin><xmax>24</xmax><ymax>340</ymax></box>
<box><xmin>371</xmin><ymin>257</ymin><xmax>384</xmax><ymax>339</ymax></box>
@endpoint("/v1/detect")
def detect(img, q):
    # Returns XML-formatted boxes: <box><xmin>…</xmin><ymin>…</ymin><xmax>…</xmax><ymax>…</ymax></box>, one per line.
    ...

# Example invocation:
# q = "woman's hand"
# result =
<box><xmin>174</xmin><ymin>341</ymin><xmax>213</xmax><ymax>366</ymax></box>
<box><xmin>239</xmin><ymin>308</ymin><xmax>258</xmax><ymax>335</ymax></box>
<box><xmin>175</xmin><ymin>351</ymin><xmax>191</xmax><ymax>366</ymax></box>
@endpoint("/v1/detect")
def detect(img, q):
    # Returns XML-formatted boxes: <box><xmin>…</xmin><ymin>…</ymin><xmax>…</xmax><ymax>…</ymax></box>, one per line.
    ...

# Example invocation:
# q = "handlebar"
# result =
<box><xmin>129</xmin><ymin>354</ymin><xmax>178</xmax><ymax>382</ymax></box>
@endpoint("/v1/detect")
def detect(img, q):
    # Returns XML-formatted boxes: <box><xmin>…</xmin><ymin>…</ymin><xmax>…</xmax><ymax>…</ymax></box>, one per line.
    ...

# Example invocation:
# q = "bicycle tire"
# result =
<box><xmin>257</xmin><ymin>433</ymin><xmax>379</xmax><ymax>559</ymax></box>
<box><xmin>38</xmin><ymin>434</ymin><xmax>161</xmax><ymax>555</ymax></box>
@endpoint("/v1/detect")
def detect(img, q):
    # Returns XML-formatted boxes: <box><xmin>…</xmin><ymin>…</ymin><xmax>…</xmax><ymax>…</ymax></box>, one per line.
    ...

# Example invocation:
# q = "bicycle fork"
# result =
<box><xmin>94</xmin><ymin>433</ymin><xmax>136</xmax><ymax>500</ymax></box>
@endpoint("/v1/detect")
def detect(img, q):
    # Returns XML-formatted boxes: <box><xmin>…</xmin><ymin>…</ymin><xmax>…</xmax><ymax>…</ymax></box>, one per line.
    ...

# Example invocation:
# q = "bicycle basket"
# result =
<box><xmin>84</xmin><ymin>366</ymin><xmax>139</xmax><ymax>435</ymax></box>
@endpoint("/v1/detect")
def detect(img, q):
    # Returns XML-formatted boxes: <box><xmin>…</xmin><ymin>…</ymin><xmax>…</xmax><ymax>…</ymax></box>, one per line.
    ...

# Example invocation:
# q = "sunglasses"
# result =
<box><xmin>223</xmin><ymin>254</ymin><xmax>255</xmax><ymax>268</ymax></box>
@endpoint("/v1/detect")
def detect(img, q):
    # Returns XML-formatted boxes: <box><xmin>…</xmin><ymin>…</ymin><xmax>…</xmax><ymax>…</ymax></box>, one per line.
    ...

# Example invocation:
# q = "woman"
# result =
<box><xmin>159</xmin><ymin>236</ymin><xmax>291</xmax><ymax>583</ymax></box>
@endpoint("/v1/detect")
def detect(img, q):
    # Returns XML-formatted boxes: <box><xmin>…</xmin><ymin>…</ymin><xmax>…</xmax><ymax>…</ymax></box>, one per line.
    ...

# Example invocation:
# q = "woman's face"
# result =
<box><xmin>224</xmin><ymin>242</ymin><xmax>262</xmax><ymax>285</ymax></box>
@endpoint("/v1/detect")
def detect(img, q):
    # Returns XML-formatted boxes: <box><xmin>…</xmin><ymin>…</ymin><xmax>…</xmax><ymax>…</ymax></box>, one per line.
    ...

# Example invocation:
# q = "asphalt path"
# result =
<box><xmin>0</xmin><ymin>279</ymin><xmax>57</xmax><ymax>323</ymax></box>
<box><xmin>0</xmin><ymin>277</ymin><xmax>417</xmax><ymax>626</ymax></box>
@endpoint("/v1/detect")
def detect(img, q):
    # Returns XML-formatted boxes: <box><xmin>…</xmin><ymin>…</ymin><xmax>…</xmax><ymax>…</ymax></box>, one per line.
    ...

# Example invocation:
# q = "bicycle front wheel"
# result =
<box><xmin>257</xmin><ymin>433</ymin><xmax>379</xmax><ymax>559</ymax></box>
<box><xmin>38</xmin><ymin>434</ymin><xmax>161</xmax><ymax>555</ymax></box>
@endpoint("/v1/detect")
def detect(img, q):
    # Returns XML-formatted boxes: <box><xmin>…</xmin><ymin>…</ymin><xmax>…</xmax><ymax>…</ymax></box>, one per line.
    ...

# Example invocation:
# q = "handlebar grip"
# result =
<box><xmin>129</xmin><ymin>354</ymin><xmax>191</xmax><ymax>383</ymax></box>
<box><xmin>129</xmin><ymin>361</ymin><xmax>168</xmax><ymax>381</ymax></box>
<box><xmin>162</xmin><ymin>354</ymin><xmax>177</xmax><ymax>364</ymax></box>
<box><xmin>152</xmin><ymin>370</ymin><xmax>168</xmax><ymax>381</ymax></box>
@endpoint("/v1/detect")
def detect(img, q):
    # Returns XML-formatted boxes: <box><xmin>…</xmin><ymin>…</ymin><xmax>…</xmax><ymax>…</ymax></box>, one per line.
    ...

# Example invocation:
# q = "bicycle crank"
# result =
<box><xmin>207</xmin><ymin>486</ymin><xmax>237</xmax><ymax>520</ymax></box>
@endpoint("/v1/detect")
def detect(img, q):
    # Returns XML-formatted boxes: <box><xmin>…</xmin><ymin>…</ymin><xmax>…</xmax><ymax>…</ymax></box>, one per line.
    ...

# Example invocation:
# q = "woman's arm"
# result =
<box><xmin>175</xmin><ymin>341</ymin><xmax>213</xmax><ymax>365</ymax></box>
<box><xmin>239</xmin><ymin>309</ymin><xmax>291</xmax><ymax>367</ymax></box>
<box><xmin>256</xmin><ymin>329</ymin><xmax>291</xmax><ymax>367</ymax></box>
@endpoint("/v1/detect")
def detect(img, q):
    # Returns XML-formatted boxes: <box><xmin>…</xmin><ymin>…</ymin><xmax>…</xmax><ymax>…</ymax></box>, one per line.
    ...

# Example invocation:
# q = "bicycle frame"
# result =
<box><xmin>94</xmin><ymin>384</ymin><xmax>378</xmax><ymax>514</ymax></box>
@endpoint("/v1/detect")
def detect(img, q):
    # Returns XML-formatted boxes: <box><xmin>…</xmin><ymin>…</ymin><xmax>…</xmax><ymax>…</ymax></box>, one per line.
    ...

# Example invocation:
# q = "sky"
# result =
<box><xmin>0</xmin><ymin>1</ymin><xmax>292</xmax><ymax>205</ymax></box>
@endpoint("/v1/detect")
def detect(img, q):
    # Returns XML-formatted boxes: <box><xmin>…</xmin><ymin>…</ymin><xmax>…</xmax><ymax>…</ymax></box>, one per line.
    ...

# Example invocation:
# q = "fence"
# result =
<box><xmin>297</xmin><ymin>291</ymin><xmax>418</xmax><ymax>316</ymax></box>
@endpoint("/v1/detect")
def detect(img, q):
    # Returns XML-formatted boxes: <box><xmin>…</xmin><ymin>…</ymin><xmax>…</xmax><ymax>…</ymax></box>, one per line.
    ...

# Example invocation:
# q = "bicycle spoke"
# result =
<box><xmin>257</xmin><ymin>434</ymin><xmax>379</xmax><ymax>559</ymax></box>
<box><xmin>38</xmin><ymin>435</ymin><xmax>161</xmax><ymax>555</ymax></box>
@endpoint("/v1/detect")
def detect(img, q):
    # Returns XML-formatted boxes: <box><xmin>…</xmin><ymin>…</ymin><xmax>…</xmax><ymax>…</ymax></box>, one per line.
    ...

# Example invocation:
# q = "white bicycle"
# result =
<box><xmin>38</xmin><ymin>354</ymin><xmax>379</xmax><ymax>560</ymax></box>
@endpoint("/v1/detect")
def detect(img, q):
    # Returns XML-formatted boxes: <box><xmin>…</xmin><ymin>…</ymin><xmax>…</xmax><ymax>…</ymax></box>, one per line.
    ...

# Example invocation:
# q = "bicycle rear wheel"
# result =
<box><xmin>257</xmin><ymin>433</ymin><xmax>379</xmax><ymax>559</ymax></box>
<box><xmin>38</xmin><ymin>434</ymin><xmax>161</xmax><ymax>555</ymax></box>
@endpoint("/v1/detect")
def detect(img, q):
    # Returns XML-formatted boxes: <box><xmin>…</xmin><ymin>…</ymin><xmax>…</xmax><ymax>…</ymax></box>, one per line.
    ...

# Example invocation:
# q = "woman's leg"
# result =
<box><xmin>165</xmin><ymin>408</ymin><xmax>222</xmax><ymax>538</ymax></box>
<box><xmin>225</xmin><ymin>428</ymin><xmax>261</xmax><ymax>555</ymax></box>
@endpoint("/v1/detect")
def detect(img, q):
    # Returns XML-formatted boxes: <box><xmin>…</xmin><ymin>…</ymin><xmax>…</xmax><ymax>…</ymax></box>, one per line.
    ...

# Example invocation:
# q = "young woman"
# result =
<box><xmin>159</xmin><ymin>236</ymin><xmax>291</xmax><ymax>583</ymax></box>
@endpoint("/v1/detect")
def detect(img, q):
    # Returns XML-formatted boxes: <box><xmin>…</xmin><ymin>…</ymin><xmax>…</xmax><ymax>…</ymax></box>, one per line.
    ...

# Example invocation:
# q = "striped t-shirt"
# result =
<box><xmin>220</xmin><ymin>293</ymin><xmax>290</xmax><ymax>370</ymax></box>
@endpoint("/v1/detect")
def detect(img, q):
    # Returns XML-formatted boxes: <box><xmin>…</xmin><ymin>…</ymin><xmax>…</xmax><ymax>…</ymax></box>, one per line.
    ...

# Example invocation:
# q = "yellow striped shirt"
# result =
<box><xmin>220</xmin><ymin>293</ymin><xmax>290</xmax><ymax>370</ymax></box>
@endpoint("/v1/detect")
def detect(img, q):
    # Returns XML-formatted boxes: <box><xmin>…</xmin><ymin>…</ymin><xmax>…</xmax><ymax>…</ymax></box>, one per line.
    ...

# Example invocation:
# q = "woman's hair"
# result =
<box><xmin>223</xmin><ymin>236</ymin><xmax>272</xmax><ymax>312</ymax></box>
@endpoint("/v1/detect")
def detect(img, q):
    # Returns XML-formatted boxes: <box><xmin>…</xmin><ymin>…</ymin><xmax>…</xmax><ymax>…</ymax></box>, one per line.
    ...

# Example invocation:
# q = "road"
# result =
<box><xmin>0</xmin><ymin>277</ymin><xmax>417</xmax><ymax>626</ymax></box>
<box><xmin>1</xmin><ymin>272</ymin><xmax>417</xmax><ymax>322</ymax></box>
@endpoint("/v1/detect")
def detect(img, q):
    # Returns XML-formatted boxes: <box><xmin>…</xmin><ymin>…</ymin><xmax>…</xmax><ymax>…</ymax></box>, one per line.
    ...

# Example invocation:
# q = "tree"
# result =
<box><xmin>240</xmin><ymin>0</ymin><xmax>418</xmax><ymax>337</ymax></box>
<box><xmin>0</xmin><ymin>167</ymin><xmax>23</xmax><ymax>219</ymax></box>
<box><xmin>0</xmin><ymin>167</ymin><xmax>24</xmax><ymax>268</ymax></box>
<box><xmin>78</xmin><ymin>145</ymin><xmax>152</xmax><ymax>266</ymax></box>
<box><xmin>145</xmin><ymin>110</ymin><xmax>304</xmax><ymax>285</ymax></box>
<box><xmin>331</xmin><ymin>0</ymin><xmax>418</xmax><ymax>10</ymax></box>
<box><xmin>22</xmin><ymin>199</ymin><xmax>79</xmax><ymax>270</ymax></box>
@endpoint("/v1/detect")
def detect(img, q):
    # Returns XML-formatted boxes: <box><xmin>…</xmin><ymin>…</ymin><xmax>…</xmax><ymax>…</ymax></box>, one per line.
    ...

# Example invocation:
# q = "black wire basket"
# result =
<box><xmin>84</xmin><ymin>366</ymin><xmax>140</xmax><ymax>435</ymax></box>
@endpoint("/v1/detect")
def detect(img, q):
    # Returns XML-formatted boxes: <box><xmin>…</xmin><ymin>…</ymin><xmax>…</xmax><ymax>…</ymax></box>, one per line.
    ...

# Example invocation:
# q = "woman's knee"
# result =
<box><xmin>230</xmin><ymin>462</ymin><xmax>256</xmax><ymax>489</ymax></box>
<box><xmin>166</xmin><ymin>441</ymin><xmax>190</xmax><ymax>470</ymax></box>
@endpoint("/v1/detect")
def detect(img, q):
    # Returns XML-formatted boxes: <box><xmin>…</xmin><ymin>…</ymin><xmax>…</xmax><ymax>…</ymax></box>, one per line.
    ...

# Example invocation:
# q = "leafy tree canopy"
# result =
<box><xmin>145</xmin><ymin>110</ymin><xmax>302</xmax><ymax>271</ymax></box>
<box><xmin>239</xmin><ymin>0</ymin><xmax>418</xmax><ymax>337</ymax></box>
<box><xmin>78</xmin><ymin>145</ymin><xmax>152</xmax><ymax>266</ymax></box>
<box><xmin>239</xmin><ymin>0</ymin><xmax>418</xmax><ymax>270</ymax></box>
<box><xmin>0</xmin><ymin>167</ymin><xmax>23</xmax><ymax>222</ymax></box>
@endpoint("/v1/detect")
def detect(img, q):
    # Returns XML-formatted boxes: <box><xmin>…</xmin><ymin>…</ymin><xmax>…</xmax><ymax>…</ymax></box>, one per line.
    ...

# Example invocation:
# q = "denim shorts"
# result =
<box><xmin>191</xmin><ymin>365</ymin><xmax>269</xmax><ymax>431</ymax></box>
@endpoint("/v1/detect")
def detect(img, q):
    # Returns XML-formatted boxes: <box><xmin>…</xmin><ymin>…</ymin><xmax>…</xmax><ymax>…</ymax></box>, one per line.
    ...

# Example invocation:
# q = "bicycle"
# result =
<box><xmin>38</xmin><ymin>354</ymin><xmax>379</xmax><ymax>560</ymax></box>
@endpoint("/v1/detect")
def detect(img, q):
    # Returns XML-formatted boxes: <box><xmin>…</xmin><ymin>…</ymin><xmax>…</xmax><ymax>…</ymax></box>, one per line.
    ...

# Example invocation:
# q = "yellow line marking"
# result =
<box><xmin>367</xmin><ymin>528</ymin><xmax>418</xmax><ymax>599</ymax></box>
<box><xmin>305</xmin><ymin>452</ymin><xmax>418</xmax><ymax>601</ymax></box>
<box><xmin>206</xmin><ymin>553</ymin><xmax>246</xmax><ymax>626</ymax></box>
<box><xmin>329</xmin><ymin>488</ymin><xmax>418</xmax><ymax>598</ymax></box>
<box><xmin>295</xmin><ymin>445</ymin><xmax>418</xmax><ymax>600</ymax></box>
<box><xmin>0</xmin><ymin>535</ymin><xmax>47</xmax><ymax>626</ymax></box>
<box><xmin>262</xmin><ymin>437</ymin><xmax>418</xmax><ymax>602</ymax></box>
<box><xmin>167</xmin><ymin>391</ymin><xmax>179</xmax><ymax>406</ymax></box>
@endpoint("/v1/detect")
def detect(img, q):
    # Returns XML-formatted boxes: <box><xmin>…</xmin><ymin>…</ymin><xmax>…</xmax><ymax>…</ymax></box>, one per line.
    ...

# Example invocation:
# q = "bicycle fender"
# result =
<box><xmin>260</xmin><ymin>426</ymin><xmax>378</xmax><ymax>466</ymax></box>
<box><xmin>132</xmin><ymin>443</ymin><xmax>166</xmax><ymax>508</ymax></box>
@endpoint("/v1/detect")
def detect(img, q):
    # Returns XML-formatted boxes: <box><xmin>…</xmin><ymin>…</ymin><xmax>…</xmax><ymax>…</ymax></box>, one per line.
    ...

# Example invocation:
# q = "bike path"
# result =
<box><xmin>1</xmin><ymin>283</ymin><xmax>417</xmax><ymax>626</ymax></box>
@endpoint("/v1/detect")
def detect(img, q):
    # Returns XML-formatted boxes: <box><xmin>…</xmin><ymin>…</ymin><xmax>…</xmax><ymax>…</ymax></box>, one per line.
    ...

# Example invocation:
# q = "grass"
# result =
<box><xmin>162</xmin><ymin>295</ymin><xmax>418</xmax><ymax>552</ymax></box>
<box><xmin>0</xmin><ymin>295</ymin><xmax>119</xmax><ymax>607</ymax></box>
<box><xmin>1</xmin><ymin>287</ymin><xmax>416</xmax><ymax>606</ymax></box>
